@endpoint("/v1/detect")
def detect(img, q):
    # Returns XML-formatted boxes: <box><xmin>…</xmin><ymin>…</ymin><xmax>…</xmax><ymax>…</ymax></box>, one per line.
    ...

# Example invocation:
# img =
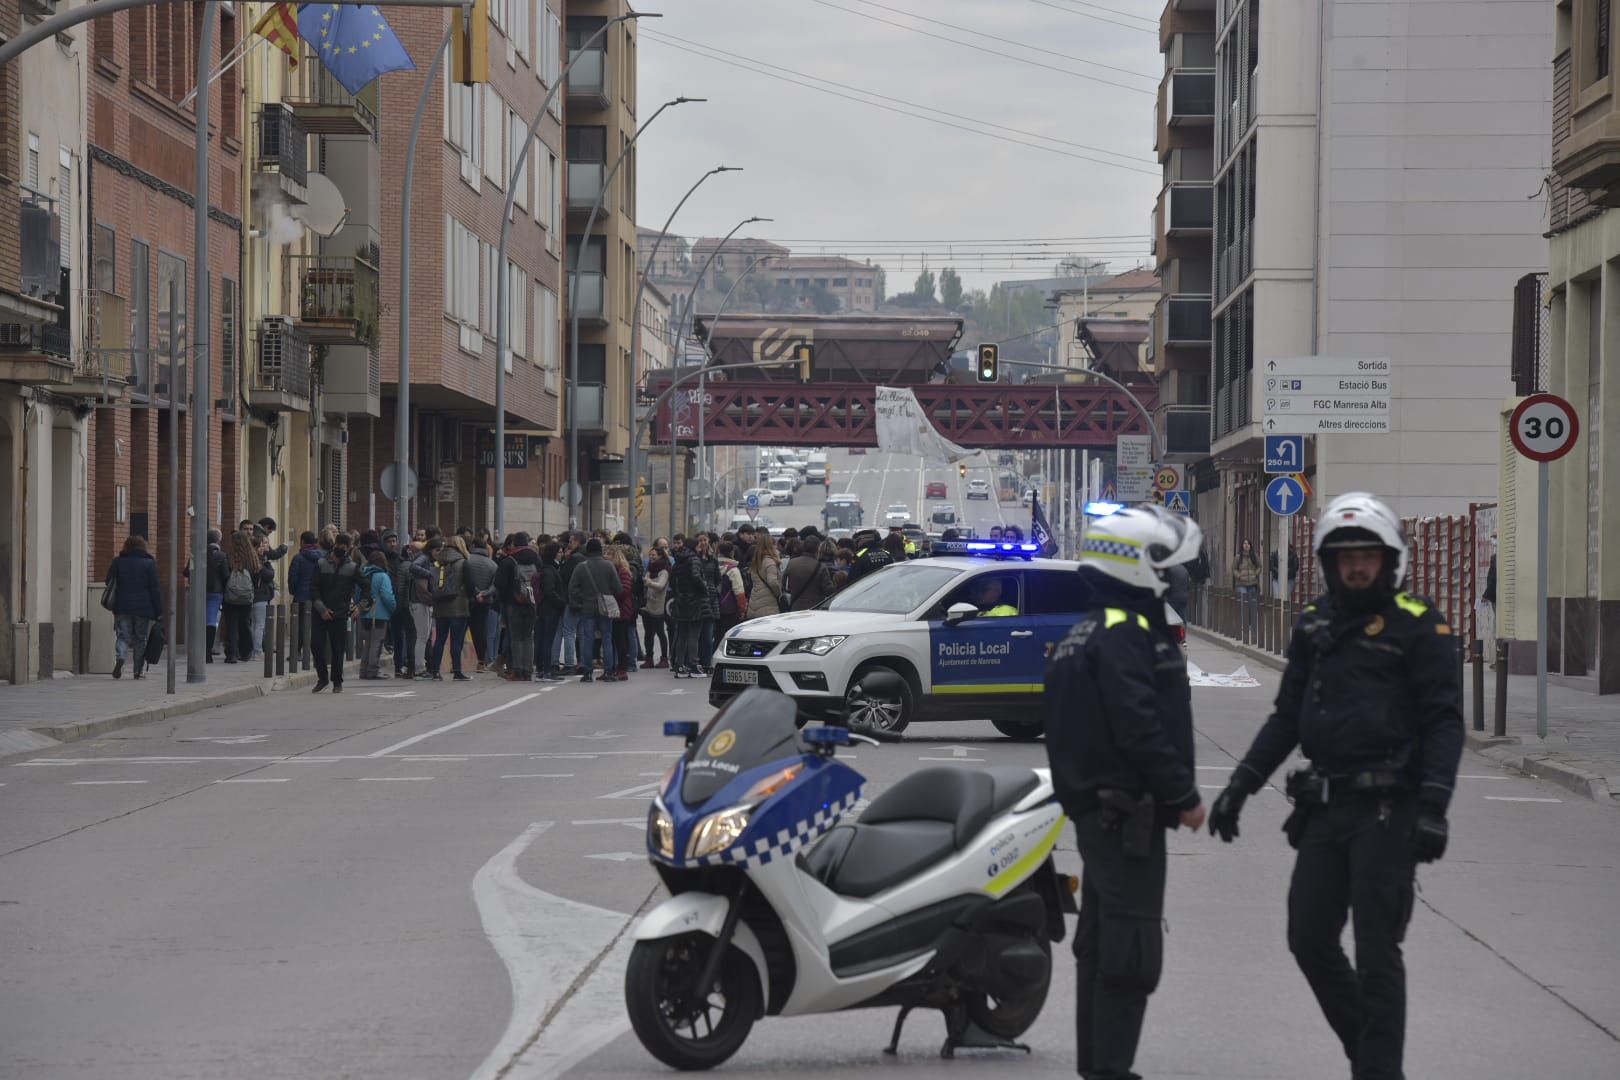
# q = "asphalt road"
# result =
<box><xmin>2</xmin><ymin>634</ymin><xmax>1617</xmax><ymax>1076</ymax></box>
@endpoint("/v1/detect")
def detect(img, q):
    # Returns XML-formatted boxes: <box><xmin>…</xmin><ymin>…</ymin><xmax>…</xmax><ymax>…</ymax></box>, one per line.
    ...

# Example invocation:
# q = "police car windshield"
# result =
<box><xmin>825</xmin><ymin>563</ymin><xmax>960</xmax><ymax>614</ymax></box>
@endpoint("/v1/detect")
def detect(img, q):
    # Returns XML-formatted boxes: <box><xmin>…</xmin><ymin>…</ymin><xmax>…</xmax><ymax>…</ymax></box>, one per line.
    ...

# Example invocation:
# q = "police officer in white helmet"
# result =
<box><xmin>1207</xmin><ymin>492</ymin><xmax>1464</xmax><ymax>1079</ymax></box>
<box><xmin>1043</xmin><ymin>504</ymin><xmax>1206</xmax><ymax>1080</ymax></box>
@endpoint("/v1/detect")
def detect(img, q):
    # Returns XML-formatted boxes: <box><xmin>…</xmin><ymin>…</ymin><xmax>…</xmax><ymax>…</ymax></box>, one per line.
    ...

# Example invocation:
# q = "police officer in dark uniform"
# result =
<box><xmin>1207</xmin><ymin>492</ymin><xmax>1463</xmax><ymax>1080</ymax></box>
<box><xmin>1043</xmin><ymin>505</ymin><xmax>1206</xmax><ymax>1080</ymax></box>
<box><xmin>846</xmin><ymin>528</ymin><xmax>894</xmax><ymax>583</ymax></box>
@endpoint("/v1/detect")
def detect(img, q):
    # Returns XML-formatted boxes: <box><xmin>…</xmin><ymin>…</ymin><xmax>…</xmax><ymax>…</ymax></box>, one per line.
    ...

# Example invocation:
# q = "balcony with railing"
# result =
<box><xmin>255</xmin><ymin>103</ymin><xmax>309</xmax><ymax>191</ymax></box>
<box><xmin>1166</xmin><ymin>70</ymin><xmax>1215</xmax><ymax>126</ymax></box>
<box><xmin>567</xmin><ymin>161</ymin><xmax>608</xmax><ymax>216</ymax></box>
<box><xmin>571</xmin><ymin>382</ymin><xmax>606</xmax><ymax>432</ymax></box>
<box><xmin>1161</xmin><ymin>182</ymin><xmax>1212</xmax><ymax>237</ymax></box>
<box><xmin>568</xmin><ymin>270</ymin><xmax>608</xmax><ymax>326</ymax></box>
<box><xmin>1160</xmin><ymin>294</ymin><xmax>1213</xmax><ymax>346</ymax></box>
<box><xmin>566</xmin><ymin>46</ymin><xmax>611</xmax><ymax>108</ymax></box>
<box><xmin>286</xmin><ymin>65</ymin><xmax>379</xmax><ymax>137</ymax></box>
<box><xmin>247</xmin><ymin>316</ymin><xmax>313</xmax><ymax>411</ymax></box>
<box><xmin>291</xmin><ymin>253</ymin><xmax>379</xmax><ymax>346</ymax></box>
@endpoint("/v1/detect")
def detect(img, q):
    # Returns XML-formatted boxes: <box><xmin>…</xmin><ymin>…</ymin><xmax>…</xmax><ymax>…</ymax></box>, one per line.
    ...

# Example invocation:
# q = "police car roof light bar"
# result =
<box><xmin>932</xmin><ymin>540</ymin><xmax>1042</xmax><ymax>560</ymax></box>
<box><xmin>1084</xmin><ymin>501</ymin><xmax>1126</xmax><ymax>517</ymax></box>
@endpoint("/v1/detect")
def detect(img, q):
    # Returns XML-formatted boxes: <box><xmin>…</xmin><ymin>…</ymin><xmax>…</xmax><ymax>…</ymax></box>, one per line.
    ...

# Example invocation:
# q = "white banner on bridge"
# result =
<box><xmin>874</xmin><ymin>386</ymin><xmax>971</xmax><ymax>465</ymax></box>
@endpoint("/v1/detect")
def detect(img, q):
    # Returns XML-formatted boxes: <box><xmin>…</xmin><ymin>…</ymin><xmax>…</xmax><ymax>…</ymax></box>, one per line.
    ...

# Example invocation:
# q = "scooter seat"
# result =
<box><xmin>800</xmin><ymin>767</ymin><xmax>1041</xmax><ymax>899</ymax></box>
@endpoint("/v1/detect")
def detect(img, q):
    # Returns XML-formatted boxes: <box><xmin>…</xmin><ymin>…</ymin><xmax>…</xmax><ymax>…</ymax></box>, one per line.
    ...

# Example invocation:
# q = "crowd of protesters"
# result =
<box><xmin>101</xmin><ymin>515</ymin><xmax>997</xmax><ymax>688</ymax></box>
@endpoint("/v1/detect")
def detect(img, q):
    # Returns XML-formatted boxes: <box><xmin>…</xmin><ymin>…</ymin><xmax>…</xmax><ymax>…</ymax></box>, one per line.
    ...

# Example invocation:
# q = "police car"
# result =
<box><xmin>708</xmin><ymin>541</ymin><xmax>1140</xmax><ymax>741</ymax></box>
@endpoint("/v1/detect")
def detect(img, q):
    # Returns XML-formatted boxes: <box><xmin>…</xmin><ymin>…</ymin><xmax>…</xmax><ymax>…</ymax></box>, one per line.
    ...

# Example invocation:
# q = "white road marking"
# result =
<box><xmin>656</xmin><ymin>689</ymin><xmax>687</xmax><ymax>695</ymax></box>
<box><xmin>1196</xmin><ymin>765</ymin><xmax>1234</xmax><ymax>770</ymax></box>
<box><xmin>569</xmin><ymin>730</ymin><xmax>626</xmax><ymax>741</ymax></box>
<box><xmin>356</xmin><ymin>776</ymin><xmax>435</xmax><ymax>782</ymax></box>
<box><xmin>571</xmin><ymin>817</ymin><xmax>647</xmax><ymax>826</ymax></box>
<box><xmin>368</xmin><ymin>693</ymin><xmax>540</xmax><ymax>757</ymax></box>
<box><xmin>1483</xmin><ymin>795</ymin><xmax>1562</xmax><ymax>803</ymax></box>
<box><xmin>637</xmin><ymin>771</ymin><xmax>665</xmax><ymax>777</ymax></box>
<box><xmin>214</xmin><ymin>777</ymin><xmax>291</xmax><ymax>784</ymax></box>
<box><xmin>358</xmin><ymin>690</ymin><xmax>418</xmax><ymax>699</ymax></box>
<box><xmin>1458</xmin><ymin>774</ymin><xmax>1511</xmax><ymax>780</ymax></box>
<box><xmin>500</xmin><ymin>773</ymin><xmax>576</xmax><ymax>779</ymax></box>
<box><xmin>930</xmin><ymin>745</ymin><xmax>973</xmax><ymax>758</ymax></box>
<box><xmin>583</xmin><ymin>851</ymin><xmax>643</xmax><ymax>862</ymax></box>
<box><xmin>179</xmin><ymin>734</ymin><xmax>270</xmax><ymax>745</ymax></box>
<box><xmin>918</xmin><ymin>756</ymin><xmax>986</xmax><ymax>763</ymax></box>
<box><xmin>402</xmin><ymin>755</ymin><xmax>469</xmax><ymax>762</ymax></box>
<box><xmin>12</xmin><ymin>760</ymin><xmax>80</xmax><ymax>766</ymax></box>
<box><xmin>598</xmin><ymin>781</ymin><xmax>663</xmax><ymax>800</ymax></box>
<box><xmin>71</xmin><ymin>779</ymin><xmax>148</xmax><ymax>785</ymax></box>
<box><xmin>468</xmin><ymin>820</ymin><xmax>631</xmax><ymax>1080</ymax></box>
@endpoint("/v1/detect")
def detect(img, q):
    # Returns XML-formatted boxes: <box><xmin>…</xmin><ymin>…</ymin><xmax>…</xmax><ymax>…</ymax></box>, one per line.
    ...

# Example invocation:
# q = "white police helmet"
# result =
<box><xmin>1078</xmin><ymin>504</ymin><xmax>1205</xmax><ymax>596</ymax></box>
<box><xmin>1314</xmin><ymin>492</ymin><xmax>1408</xmax><ymax>587</ymax></box>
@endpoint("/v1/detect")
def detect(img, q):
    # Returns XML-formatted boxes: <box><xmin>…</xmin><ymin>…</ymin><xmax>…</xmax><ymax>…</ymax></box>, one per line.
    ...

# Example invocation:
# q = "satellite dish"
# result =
<box><xmin>293</xmin><ymin>173</ymin><xmax>350</xmax><ymax>237</ymax></box>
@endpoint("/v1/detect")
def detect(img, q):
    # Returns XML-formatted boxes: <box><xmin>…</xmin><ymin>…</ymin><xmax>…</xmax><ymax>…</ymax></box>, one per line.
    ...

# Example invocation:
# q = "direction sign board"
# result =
<box><xmin>1115</xmin><ymin>435</ymin><xmax>1154</xmax><ymax>502</ymax></box>
<box><xmin>1265</xmin><ymin>475</ymin><xmax>1305</xmax><ymax>516</ymax></box>
<box><xmin>1261</xmin><ymin>357</ymin><xmax>1393</xmax><ymax>435</ymax></box>
<box><xmin>1263</xmin><ymin>435</ymin><xmax>1304</xmax><ymax>475</ymax></box>
<box><xmin>1508</xmin><ymin>393</ymin><xmax>1580</xmax><ymax>462</ymax></box>
<box><xmin>1164</xmin><ymin>489</ymin><xmax>1190</xmax><ymax>513</ymax></box>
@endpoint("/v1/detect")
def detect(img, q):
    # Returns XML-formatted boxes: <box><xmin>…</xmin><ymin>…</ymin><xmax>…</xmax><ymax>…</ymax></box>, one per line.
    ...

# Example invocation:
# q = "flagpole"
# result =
<box><xmin>179</xmin><ymin>36</ymin><xmax>268</xmax><ymax>110</ymax></box>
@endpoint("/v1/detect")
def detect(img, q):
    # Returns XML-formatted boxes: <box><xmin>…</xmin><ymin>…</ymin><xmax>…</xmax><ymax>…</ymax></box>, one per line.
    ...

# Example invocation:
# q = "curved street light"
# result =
<box><xmin>692</xmin><ymin>252</ymin><xmax>779</xmax><ymax>523</ymax></box>
<box><xmin>629</xmin><ymin>165</ymin><xmax>741</xmax><ymax>541</ymax></box>
<box><xmin>564</xmin><ymin>95</ymin><xmax>702</xmax><ymax>531</ymax></box>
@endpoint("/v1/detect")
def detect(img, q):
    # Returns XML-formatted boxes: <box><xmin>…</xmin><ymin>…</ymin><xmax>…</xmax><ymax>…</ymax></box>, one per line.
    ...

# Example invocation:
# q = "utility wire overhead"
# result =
<box><xmin>1024</xmin><ymin>0</ymin><xmax>1159</xmax><ymax>33</ymax></box>
<box><xmin>640</xmin><ymin>30</ymin><xmax>1158</xmax><ymax>175</ymax></box>
<box><xmin>1044</xmin><ymin>0</ymin><xmax>1160</xmax><ymax>27</ymax></box>
<box><xmin>831</xmin><ymin>0</ymin><xmax>1156</xmax><ymax>82</ymax></box>
<box><xmin>809</xmin><ymin>0</ymin><xmax>1154</xmax><ymax>94</ymax></box>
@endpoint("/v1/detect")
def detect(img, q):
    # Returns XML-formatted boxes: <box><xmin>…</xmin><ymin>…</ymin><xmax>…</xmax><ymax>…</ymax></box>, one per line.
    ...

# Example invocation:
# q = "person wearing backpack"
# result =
<box><xmin>424</xmin><ymin>537</ymin><xmax>472</xmax><ymax>682</ymax></box>
<box><xmin>494</xmin><ymin>533</ymin><xmax>542</xmax><ymax>682</ymax></box>
<box><xmin>220</xmin><ymin>531</ymin><xmax>261</xmax><ymax>664</ymax></box>
<box><xmin>714</xmin><ymin>540</ymin><xmax>750</xmax><ymax>641</ymax></box>
<box><xmin>358</xmin><ymin>550</ymin><xmax>398</xmax><ymax>679</ymax></box>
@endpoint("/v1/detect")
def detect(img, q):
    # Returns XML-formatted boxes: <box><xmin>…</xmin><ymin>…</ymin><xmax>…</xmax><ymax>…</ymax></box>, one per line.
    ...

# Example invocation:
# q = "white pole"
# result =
<box><xmin>1536</xmin><ymin>459</ymin><xmax>1548</xmax><ymax>737</ymax></box>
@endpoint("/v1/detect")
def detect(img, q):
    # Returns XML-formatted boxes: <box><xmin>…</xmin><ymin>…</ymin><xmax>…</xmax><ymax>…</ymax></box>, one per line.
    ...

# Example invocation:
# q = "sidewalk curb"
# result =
<box><xmin>1187</xmin><ymin>626</ymin><xmax>1286</xmax><ymax>673</ymax></box>
<box><xmin>24</xmin><ymin>671</ymin><xmax>319</xmax><ymax>747</ymax></box>
<box><xmin>1464</xmin><ymin>732</ymin><xmax>1617</xmax><ymax>807</ymax></box>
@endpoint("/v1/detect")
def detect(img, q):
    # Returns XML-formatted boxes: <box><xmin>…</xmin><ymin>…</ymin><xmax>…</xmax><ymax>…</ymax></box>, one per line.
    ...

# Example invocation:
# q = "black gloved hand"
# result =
<box><xmin>1411</xmin><ymin>810</ymin><xmax>1448</xmax><ymax>863</ymax></box>
<box><xmin>1208</xmin><ymin>784</ymin><xmax>1248</xmax><ymax>843</ymax></box>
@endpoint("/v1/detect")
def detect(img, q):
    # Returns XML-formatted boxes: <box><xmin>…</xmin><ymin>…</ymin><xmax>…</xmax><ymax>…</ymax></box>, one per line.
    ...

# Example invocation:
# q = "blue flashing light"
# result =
<box><xmin>663</xmin><ymin>720</ymin><xmax>700</xmax><ymax>739</ymax></box>
<box><xmin>932</xmin><ymin>540</ymin><xmax>1042</xmax><ymax>560</ymax></box>
<box><xmin>803</xmin><ymin>725</ymin><xmax>852</xmax><ymax>746</ymax></box>
<box><xmin>1084</xmin><ymin>500</ymin><xmax>1126</xmax><ymax>517</ymax></box>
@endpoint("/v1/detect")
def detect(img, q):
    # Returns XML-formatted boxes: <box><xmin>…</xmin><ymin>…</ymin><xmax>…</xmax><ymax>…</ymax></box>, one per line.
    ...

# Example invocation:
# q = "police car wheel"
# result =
<box><xmin>844</xmin><ymin>664</ymin><xmax>912</xmax><ymax>736</ymax></box>
<box><xmin>990</xmin><ymin>717</ymin><xmax>1044</xmax><ymax>741</ymax></box>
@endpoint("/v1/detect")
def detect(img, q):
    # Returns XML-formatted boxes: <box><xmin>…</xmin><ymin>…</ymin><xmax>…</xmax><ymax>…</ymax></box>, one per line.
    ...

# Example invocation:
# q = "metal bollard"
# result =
<box><xmin>299</xmin><ymin>603</ymin><xmax>312</xmax><ymax>672</ymax></box>
<box><xmin>1471</xmin><ymin>639</ymin><xmax>1485</xmax><ymax>731</ymax></box>
<box><xmin>264</xmin><ymin>613</ymin><xmax>275</xmax><ymax>678</ymax></box>
<box><xmin>275</xmin><ymin>605</ymin><xmax>286</xmax><ymax>677</ymax></box>
<box><xmin>348</xmin><ymin>618</ymin><xmax>360</xmax><ymax>662</ymax></box>
<box><xmin>1493</xmin><ymin>639</ymin><xmax>1509</xmax><ymax>738</ymax></box>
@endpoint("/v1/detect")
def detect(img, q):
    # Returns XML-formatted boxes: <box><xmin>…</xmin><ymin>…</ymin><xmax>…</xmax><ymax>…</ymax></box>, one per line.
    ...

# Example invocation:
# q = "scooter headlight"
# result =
<box><xmin>688</xmin><ymin>804</ymin><xmax>754</xmax><ymax>859</ymax></box>
<box><xmin>783</xmin><ymin>635</ymin><xmax>847</xmax><ymax>656</ymax></box>
<box><xmin>649</xmin><ymin>803</ymin><xmax>676</xmax><ymax>859</ymax></box>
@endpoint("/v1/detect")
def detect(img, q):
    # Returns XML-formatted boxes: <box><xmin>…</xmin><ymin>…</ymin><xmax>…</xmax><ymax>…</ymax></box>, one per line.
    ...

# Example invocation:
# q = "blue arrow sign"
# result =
<box><xmin>1265</xmin><ymin>475</ymin><xmax>1305</xmax><ymax>516</ymax></box>
<box><xmin>1264</xmin><ymin>435</ymin><xmax>1304</xmax><ymax>475</ymax></box>
<box><xmin>745</xmin><ymin>493</ymin><xmax>760</xmax><ymax>509</ymax></box>
<box><xmin>1164</xmin><ymin>489</ymin><xmax>1191</xmax><ymax>513</ymax></box>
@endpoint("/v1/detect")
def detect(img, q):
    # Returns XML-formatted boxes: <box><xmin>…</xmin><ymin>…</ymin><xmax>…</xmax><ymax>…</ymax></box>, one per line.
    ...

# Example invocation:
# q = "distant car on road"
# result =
<box><xmin>767</xmin><ymin>476</ymin><xmax>796</xmax><ymax>506</ymax></box>
<box><xmin>930</xmin><ymin>504</ymin><xmax>958</xmax><ymax>527</ymax></box>
<box><xmin>848</xmin><ymin>447</ymin><xmax>867</xmax><ymax>455</ymax></box>
<box><xmin>925</xmin><ymin>481</ymin><xmax>947</xmax><ymax>499</ymax></box>
<box><xmin>966</xmin><ymin>479</ymin><xmax>991</xmax><ymax>500</ymax></box>
<box><xmin>738</xmin><ymin>487</ymin><xmax>767</xmax><ymax>508</ymax></box>
<box><xmin>883</xmin><ymin>504</ymin><xmax>910</xmax><ymax>526</ymax></box>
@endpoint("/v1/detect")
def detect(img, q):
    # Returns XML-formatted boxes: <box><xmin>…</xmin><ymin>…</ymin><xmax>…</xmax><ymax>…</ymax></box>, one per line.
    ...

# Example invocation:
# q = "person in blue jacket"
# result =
<box><xmin>287</xmin><ymin>530</ymin><xmax>323</xmax><ymax>605</ymax></box>
<box><xmin>358</xmin><ymin>550</ymin><xmax>398</xmax><ymax>679</ymax></box>
<box><xmin>106</xmin><ymin>534</ymin><xmax>163</xmax><ymax>680</ymax></box>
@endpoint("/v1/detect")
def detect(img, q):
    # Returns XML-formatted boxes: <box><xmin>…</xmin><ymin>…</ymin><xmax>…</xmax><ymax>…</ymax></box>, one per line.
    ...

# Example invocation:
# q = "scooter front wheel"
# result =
<box><xmin>625</xmin><ymin>933</ymin><xmax>761</xmax><ymax>1071</ymax></box>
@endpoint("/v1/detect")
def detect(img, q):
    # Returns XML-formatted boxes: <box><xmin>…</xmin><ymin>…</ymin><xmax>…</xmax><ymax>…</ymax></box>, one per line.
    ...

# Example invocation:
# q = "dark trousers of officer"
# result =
<box><xmin>1287</xmin><ymin>793</ymin><xmax>1417</xmax><ymax>1080</ymax></box>
<box><xmin>311</xmin><ymin>616</ymin><xmax>349</xmax><ymax>687</ymax></box>
<box><xmin>1072</xmin><ymin>812</ymin><xmax>1166</xmax><ymax>1080</ymax></box>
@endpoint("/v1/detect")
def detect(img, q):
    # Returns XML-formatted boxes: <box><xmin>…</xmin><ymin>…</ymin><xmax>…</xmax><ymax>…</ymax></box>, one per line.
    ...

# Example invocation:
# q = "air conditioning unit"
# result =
<box><xmin>259</xmin><ymin>315</ymin><xmax>296</xmax><ymax>376</ymax></box>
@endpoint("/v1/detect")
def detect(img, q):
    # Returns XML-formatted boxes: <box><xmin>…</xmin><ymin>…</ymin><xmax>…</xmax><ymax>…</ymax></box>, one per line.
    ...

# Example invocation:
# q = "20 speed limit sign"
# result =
<box><xmin>1508</xmin><ymin>393</ymin><xmax>1580</xmax><ymax>462</ymax></box>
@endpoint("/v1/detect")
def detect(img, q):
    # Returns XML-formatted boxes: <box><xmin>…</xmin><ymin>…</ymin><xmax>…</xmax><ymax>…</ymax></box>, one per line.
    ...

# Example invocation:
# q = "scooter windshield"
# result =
<box><xmin>682</xmin><ymin>688</ymin><xmax>803</xmax><ymax>807</ymax></box>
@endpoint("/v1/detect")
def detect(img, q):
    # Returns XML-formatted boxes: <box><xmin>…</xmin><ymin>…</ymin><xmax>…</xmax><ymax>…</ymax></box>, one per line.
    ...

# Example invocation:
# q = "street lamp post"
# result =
<box><xmin>629</xmin><ymin>165</ymin><xmax>740</xmax><ymax>543</ymax></box>
<box><xmin>564</xmin><ymin>95</ymin><xmax>699</xmax><ymax>532</ymax></box>
<box><xmin>668</xmin><ymin>217</ymin><xmax>769</xmax><ymax>539</ymax></box>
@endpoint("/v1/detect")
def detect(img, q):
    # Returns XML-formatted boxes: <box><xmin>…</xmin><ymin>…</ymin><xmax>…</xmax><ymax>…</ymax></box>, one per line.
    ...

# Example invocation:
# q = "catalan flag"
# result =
<box><xmin>298</xmin><ymin>4</ymin><xmax>415</xmax><ymax>96</ymax></box>
<box><xmin>251</xmin><ymin>3</ymin><xmax>301</xmax><ymax>69</ymax></box>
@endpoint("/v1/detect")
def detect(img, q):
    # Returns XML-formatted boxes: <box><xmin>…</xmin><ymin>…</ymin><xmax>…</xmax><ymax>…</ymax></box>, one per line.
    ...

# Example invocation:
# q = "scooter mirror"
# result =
<box><xmin>662</xmin><ymin>720</ymin><xmax>700</xmax><ymax>746</ymax></box>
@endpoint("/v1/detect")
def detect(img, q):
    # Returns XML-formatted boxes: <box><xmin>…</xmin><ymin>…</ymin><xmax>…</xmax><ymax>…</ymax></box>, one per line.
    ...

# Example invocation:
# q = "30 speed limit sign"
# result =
<box><xmin>1508</xmin><ymin>393</ymin><xmax>1580</xmax><ymax>462</ymax></box>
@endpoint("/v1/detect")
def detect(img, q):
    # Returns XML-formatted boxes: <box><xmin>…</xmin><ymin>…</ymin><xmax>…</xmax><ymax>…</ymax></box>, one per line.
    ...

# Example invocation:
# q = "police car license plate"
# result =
<box><xmin>722</xmin><ymin>668</ymin><xmax>759</xmax><ymax>686</ymax></box>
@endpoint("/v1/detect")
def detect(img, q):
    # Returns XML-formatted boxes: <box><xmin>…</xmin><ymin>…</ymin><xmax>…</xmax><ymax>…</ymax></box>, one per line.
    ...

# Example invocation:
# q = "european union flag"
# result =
<box><xmin>297</xmin><ymin>3</ymin><xmax>415</xmax><ymax>95</ymax></box>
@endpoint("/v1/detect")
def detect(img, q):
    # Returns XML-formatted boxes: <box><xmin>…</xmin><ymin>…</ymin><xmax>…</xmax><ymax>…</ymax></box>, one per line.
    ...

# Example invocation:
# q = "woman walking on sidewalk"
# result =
<box><xmin>106</xmin><ymin>535</ymin><xmax>163</xmax><ymax>680</ymax></box>
<box><xmin>607</xmin><ymin>545</ymin><xmax>636</xmax><ymax>681</ymax></box>
<box><xmin>358</xmin><ymin>550</ymin><xmax>398</xmax><ymax>679</ymax></box>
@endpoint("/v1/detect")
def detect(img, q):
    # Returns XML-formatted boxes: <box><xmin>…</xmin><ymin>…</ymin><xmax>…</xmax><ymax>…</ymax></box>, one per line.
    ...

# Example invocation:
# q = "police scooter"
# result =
<box><xmin>627</xmin><ymin>685</ymin><xmax>1078</xmax><ymax>1069</ymax></box>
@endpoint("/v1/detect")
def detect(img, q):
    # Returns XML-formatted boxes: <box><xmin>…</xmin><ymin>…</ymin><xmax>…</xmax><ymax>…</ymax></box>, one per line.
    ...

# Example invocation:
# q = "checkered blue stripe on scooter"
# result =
<box><xmin>700</xmin><ymin>787</ymin><xmax>862</xmax><ymax>869</ymax></box>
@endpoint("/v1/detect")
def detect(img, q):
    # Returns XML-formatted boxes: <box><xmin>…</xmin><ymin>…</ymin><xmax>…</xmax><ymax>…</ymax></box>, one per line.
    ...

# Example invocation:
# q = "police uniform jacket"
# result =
<box><xmin>1042</xmin><ymin>575</ymin><xmax>1201</xmax><ymax>824</ymax></box>
<box><xmin>1232</xmin><ymin>591</ymin><xmax>1464</xmax><ymax>811</ymax></box>
<box><xmin>847</xmin><ymin>546</ymin><xmax>893</xmax><ymax>582</ymax></box>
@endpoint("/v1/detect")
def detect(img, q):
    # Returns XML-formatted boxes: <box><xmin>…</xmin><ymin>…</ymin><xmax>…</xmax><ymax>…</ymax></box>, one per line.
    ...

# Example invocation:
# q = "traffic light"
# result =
<box><xmin>452</xmin><ymin>0</ymin><xmax>490</xmax><ymax>84</ymax></box>
<box><xmin>959</xmin><ymin>463</ymin><xmax>968</xmax><ymax>478</ymax></box>
<box><xmin>795</xmin><ymin>342</ymin><xmax>814</xmax><ymax>383</ymax></box>
<box><xmin>976</xmin><ymin>343</ymin><xmax>999</xmax><ymax>383</ymax></box>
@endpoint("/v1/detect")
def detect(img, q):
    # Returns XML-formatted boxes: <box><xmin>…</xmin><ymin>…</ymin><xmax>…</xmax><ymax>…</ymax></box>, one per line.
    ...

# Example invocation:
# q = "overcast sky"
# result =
<box><xmin>636</xmin><ymin>0</ymin><xmax>1163</xmax><ymax>293</ymax></box>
